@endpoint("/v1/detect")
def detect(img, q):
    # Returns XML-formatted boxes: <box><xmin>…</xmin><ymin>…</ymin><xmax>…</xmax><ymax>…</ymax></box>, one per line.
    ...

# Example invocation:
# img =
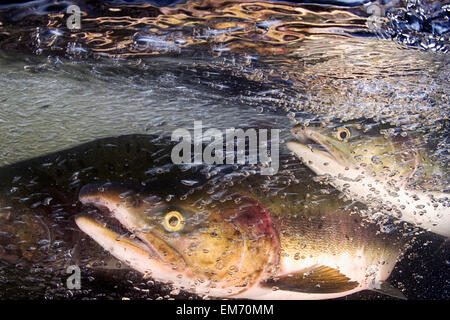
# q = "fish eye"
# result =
<box><xmin>336</xmin><ymin>127</ymin><xmax>351</xmax><ymax>141</ymax></box>
<box><xmin>163</xmin><ymin>210</ymin><xmax>184</xmax><ymax>232</ymax></box>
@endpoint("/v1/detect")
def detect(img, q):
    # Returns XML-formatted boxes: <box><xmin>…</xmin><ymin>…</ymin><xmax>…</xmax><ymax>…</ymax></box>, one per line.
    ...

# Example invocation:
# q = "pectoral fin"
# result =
<box><xmin>262</xmin><ymin>265</ymin><xmax>359</xmax><ymax>294</ymax></box>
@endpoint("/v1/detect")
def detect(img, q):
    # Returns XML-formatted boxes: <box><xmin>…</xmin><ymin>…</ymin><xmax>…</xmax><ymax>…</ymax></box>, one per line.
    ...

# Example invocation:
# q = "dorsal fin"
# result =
<box><xmin>261</xmin><ymin>265</ymin><xmax>359</xmax><ymax>294</ymax></box>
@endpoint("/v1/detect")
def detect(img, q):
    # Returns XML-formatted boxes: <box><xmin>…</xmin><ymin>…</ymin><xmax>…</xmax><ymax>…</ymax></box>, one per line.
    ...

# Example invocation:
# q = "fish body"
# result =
<box><xmin>0</xmin><ymin>134</ymin><xmax>407</xmax><ymax>299</ymax></box>
<box><xmin>287</xmin><ymin>122</ymin><xmax>450</xmax><ymax>237</ymax></box>
<box><xmin>77</xmin><ymin>178</ymin><xmax>406</xmax><ymax>300</ymax></box>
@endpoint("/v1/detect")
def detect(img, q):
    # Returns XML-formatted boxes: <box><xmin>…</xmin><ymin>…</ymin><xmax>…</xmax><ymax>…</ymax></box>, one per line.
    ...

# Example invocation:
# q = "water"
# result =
<box><xmin>0</xmin><ymin>0</ymin><xmax>448</xmax><ymax>299</ymax></box>
<box><xmin>0</xmin><ymin>53</ymin><xmax>295</xmax><ymax>165</ymax></box>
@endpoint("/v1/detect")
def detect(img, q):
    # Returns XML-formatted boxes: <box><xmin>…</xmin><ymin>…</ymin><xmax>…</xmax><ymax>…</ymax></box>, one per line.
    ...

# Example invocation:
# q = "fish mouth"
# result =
<box><xmin>287</xmin><ymin>126</ymin><xmax>344</xmax><ymax>165</ymax></box>
<box><xmin>75</xmin><ymin>182</ymin><xmax>186</xmax><ymax>280</ymax></box>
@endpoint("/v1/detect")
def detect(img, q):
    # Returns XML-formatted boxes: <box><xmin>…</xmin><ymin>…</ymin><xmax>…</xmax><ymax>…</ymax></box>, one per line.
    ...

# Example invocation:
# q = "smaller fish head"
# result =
<box><xmin>290</xmin><ymin>125</ymin><xmax>356</xmax><ymax>167</ymax></box>
<box><xmin>77</xmin><ymin>182</ymin><xmax>279</xmax><ymax>296</ymax></box>
<box><xmin>288</xmin><ymin>123</ymin><xmax>418</xmax><ymax>182</ymax></box>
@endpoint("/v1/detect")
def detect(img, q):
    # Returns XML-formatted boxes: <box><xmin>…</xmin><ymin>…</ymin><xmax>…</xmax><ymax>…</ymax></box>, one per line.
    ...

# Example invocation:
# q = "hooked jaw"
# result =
<box><xmin>75</xmin><ymin>183</ymin><xmax>189</xmax><ymax>286</ymax></box>
<box><xmin>287</xmin><ymin>126</ymin><xmax>352</xmax><ymax>177</ymax></box>
<box><xmin>75</xmin><ymin>216</ymin><xmax>164</xmax><ymax>275</ymax></box>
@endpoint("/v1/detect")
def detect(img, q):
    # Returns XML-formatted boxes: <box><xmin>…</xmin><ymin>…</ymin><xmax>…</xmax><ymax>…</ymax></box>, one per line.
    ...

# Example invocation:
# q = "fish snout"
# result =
<box><xmin>290</xmin><ymin>126</ymin><xmax>316</xmax><ymax>145</ymax></box>
<box><xmin>290</xmin><ymin>125</ymin><xmax>306</xmax><ymax>138</ymax></box>
<box><xmin>79</xmin><ymin>182</ymin><xmax>142</xmax><ymax>206</ymax></box>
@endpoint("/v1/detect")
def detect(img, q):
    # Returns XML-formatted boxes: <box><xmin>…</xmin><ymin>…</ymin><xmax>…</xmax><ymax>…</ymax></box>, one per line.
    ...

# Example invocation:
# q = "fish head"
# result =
<box><xmin>287</xmin><ymin>123</ymin><xmax>422</xmax><ymax>183</ymax></box>
<box><xmin>76</xmin><ymin>182</ymin><xmax>279</xmax><ymax>297</ymax></box>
